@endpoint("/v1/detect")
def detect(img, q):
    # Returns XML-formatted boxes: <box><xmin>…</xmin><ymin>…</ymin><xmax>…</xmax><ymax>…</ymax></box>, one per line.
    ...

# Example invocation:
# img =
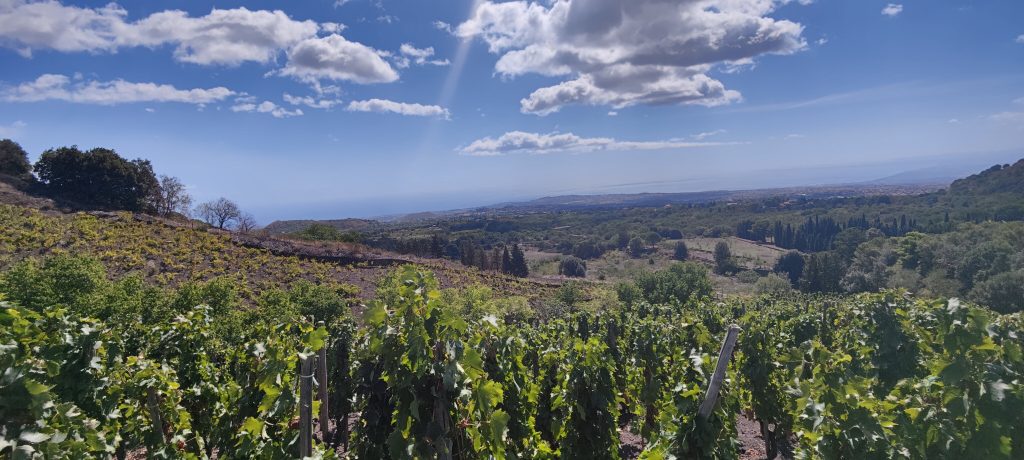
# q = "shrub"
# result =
<box><xmin>737</xmin><ymin>270</ymin><xmax>760</xmax><ymax>284</ymax></box>
<box><xmin>633</xmin><ymin>262</ymin><xmax>713</xmax><ymax>305</ymax></box>
<box><xmin>714</xmin><ymin>241</ymin><xmax>733</xmax><ymax>274</ymax></box>
<box><xmin>755</xmin><ymin>273</ymin><xmax>793</xmax><ymax>296</ymax></box>
<box><xmin>673</xmin><ymin>241</ymin><xmax>689</xmax><ymax>260</ymax></box>
<box><xmin>559</xmin><ymin>256</ymin><xmax>587</xmax><ymax>278</ymax></box>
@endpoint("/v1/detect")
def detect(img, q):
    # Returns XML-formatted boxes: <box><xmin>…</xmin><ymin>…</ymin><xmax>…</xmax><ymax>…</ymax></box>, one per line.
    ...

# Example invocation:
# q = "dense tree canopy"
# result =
<box><xmin>773</xmin><ymin>251</ymin><xmax>805</xmax><ymax>287</ymax></box>
<box><xmin>34</xmin><ymin>146</ymin><xmax>159</xmax><ymax>212</ymax></box>
<box><xmin>0</xmin><ymin>138</ymin><xmax>31</xmax><ymax>180</ymax></box>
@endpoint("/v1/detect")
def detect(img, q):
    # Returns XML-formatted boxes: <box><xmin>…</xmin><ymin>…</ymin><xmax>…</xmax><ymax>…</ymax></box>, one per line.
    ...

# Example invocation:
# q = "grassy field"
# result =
<box><xmin>524</xmin><ymin>235</ymin><xmax>789</xmax><ymax>296</ymax></box>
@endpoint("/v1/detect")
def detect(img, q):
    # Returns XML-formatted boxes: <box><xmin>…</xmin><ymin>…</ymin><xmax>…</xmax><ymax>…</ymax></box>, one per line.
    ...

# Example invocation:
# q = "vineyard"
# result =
<box><xmin>2</xmin><ymin>257</ymin><xmax>1021</xmax><ymax>458</ymax></box>
<box><xmin>0</xmin><ymin>204</ymin><xmax>553</xmax><ymax>303</ymax></box>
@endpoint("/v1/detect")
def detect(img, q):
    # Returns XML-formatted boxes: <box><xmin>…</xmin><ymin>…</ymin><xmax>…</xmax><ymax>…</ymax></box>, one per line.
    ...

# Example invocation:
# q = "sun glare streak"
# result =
<box><xmin>415</xmin><ymin>0</ymin><xmax>482</xmax><ymax>155</ymax></box>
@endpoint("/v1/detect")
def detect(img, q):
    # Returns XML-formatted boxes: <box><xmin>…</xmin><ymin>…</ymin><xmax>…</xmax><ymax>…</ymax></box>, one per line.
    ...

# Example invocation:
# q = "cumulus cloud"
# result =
<box><xmin>230</xmin><ymin>100</ymin><xmax>303</xmax><ymax>118</ymax></box>
<box><xmin>278</xmin><ymin>34</ymin><xmax>398</xmax><ymax>85</ymax></box>
<box><xmin>881</xmin><ymin>4</ymin><xmax>903</xmax><ymax>17</ymax></box>
<box><xmin>1</xmin><ymin>74</ymin><xmax>234</xmax><ymax>105</ymax></box>
<box><xmin>283</xmin><ymin>93</ymin><xmax>342</xmax><ymax>109</ymax></box>
<box><xmin>460</xmin><ymin>130</ymin><xmax>734</xmax><ymax>156</ymax></box>
<box><xmin>346</xmin><ymin>98</ymin><xmax>450</xmax><ymax>118</ymax></box>
<box><xmin>456</xmin><ymin>0</ymin><xmax>806</xmax><ymax>115</ymax></box>
<box><xmin>0</xmin><ymin>120</ymin><xmax>27</xmax><ymax>137</ymax></box>
<box><xmin>0</xmin><ymin>2</ymin><xmax>320</xmax><ymax>65</ymax></box>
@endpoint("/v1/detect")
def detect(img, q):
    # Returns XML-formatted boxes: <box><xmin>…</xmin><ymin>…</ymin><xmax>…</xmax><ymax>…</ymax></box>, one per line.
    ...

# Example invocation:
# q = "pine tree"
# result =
<box><xmin>501</xmin><ymin>247</ymin><xmax>512</xmax><ymax>274</ymax></box>
<box><xmin>510</xmin><ymin>244</ymin><xmax>529</xmax><ymax>277</ymax></box>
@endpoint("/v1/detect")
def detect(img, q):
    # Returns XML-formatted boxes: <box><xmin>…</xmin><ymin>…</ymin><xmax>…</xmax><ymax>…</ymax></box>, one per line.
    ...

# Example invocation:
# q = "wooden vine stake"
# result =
<box><xmin>317</xmin><ymin>321</ymin><xmax>331</xmax><ymax>445</ymax></box>
<box><xmin>697</xmin><ymin>324</ymin><xmax>741</xmax><ymax>419</ymax></box>
<box><xmin>146</xmin><ymin>387</ymin><xmax>168</xmax><ymax>445</ymax></box>
<box><xmin>299</xmin><ymin>355</ymin><xmax>314</xmax><ymax>457</ymax></box>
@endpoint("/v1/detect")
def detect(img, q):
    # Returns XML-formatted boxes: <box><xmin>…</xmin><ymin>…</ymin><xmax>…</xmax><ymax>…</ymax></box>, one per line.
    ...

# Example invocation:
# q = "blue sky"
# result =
<box><xmin>0</xmin><ymin>0</ymin><xmax>1022</xmax><ymax>221</ymax></box>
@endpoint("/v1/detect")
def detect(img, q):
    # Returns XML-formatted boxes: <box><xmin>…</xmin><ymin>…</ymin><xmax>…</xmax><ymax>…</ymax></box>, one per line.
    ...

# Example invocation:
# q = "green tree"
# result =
<box><xmin>0</xmin><ymin>138</ymin><xmax>32</xmax><ymax>180</ymax></box>
<box><xmin>713</xmin><ymin>241</ymin><xmax>733</xmax><ymax>274</ymax></box>
<box><xmin>970</xmin><ymin>270</ymin><xmax>1024</xmax><ymax>314</ymax></box>
<box><xmin>673</xmin><ymin>241</ymin><xmax>689</xmax><ymax>261</ymax></box>
<box><xmin>501</xmin><ymin>246</ymin><xmax>512</xmax><ymax>274</ymax></box>
<box><xmin>34</xmin><ymin>146</ymin><xmax>159</xmax><ymax>212</ymax></box>
<box><xmin>509</xmin><ymin>243</ymin><xmax>529</xmax><ymax>277</ymax></box>
<box><xmin>773</xmin><ymin>250</ymin><xmax>805</xmax><ymax>286</ymax></box>
<box><xmin>559</xmin><ymin>256</ymin><xmax>587</xmax><ymax>278</ymax></box>
<box><xmin>628</xmin><ymin>237</ymin><xmax>645</xmax><ymax>258</ymax></box>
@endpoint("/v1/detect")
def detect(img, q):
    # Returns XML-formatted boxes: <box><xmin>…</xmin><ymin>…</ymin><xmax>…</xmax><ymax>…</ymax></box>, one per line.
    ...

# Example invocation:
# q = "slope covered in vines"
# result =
<box><xmin>2</xmin><ymin>254</ymin><xmax>1021</xmax><ymax>459</ymax></box>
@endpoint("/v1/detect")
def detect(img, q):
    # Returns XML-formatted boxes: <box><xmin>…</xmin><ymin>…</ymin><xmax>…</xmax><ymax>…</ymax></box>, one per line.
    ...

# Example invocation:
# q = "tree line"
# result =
<box><xmin>0</xmin><ymin>138</ymin><xmax>256</xmax><ymax>232</ymax></box>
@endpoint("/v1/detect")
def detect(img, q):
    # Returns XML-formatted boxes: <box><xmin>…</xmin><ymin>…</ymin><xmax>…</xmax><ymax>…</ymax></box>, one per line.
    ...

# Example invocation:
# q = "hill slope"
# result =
<box><xmin>0</xmin><ymin>204</ymin><xmax>555</xmax><ymax>302</ymax></box>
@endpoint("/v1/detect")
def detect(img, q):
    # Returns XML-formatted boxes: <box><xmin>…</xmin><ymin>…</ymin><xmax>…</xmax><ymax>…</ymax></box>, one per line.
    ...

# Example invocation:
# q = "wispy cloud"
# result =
<box><xmin>231</xmin><ymin>100</ymin><xmax>303</xmax><ymax>118</ymax></box>
<box><xmin>0</xmin><ymin>120</ymin><xmax>27</xmax><ymax>137</ymax></box>
<box><xmin>692</xmin><ymin>129</ymin><xmax>727</xmax><ymax>140</ymax></box>
<box><xmin>2</xmin><ymin>74</ymin><xmax>233</xmax><ymax>105</ymax></box>
<box><xmin>460</xmin><ymin>131</ymin><xmax>740</xmax><ymax>156</ymax></box>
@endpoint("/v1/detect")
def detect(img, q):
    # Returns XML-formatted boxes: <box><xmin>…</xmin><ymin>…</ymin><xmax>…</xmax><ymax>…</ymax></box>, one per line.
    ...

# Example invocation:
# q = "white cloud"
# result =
<box><xmin>433</xmin><ymin>20</ymin><xmax>453</xmax><ymax>34</ymax></box>
<box><xmin>947</xmin><ymin>118</ymin><xmax>959</xmax><ymax>124</ymax></box>
<box><xmin>319</xmin><ymin>22</ymin><xmax>346</xmax><ymax>34</ymax></box>
<box><xmin>457</xmin><ymin>0</ymin><xmax>806</xmax><ymax>115</ymax></box>
<box><xmin>0</xmin><ymin>120</ymin><xmax>27</xmax><ymax>137</ymax></box>
<box><xmin>460</xmin><ymin>130</ymin><xmax>735</xmax><ymax>156</ymax></box>
<box><xmin>1017</xmin><ymin>35</ymin><xmax>1024</xmax><ymax>44</ymax></box>
<box><xmin>784</xmin><ymin>133</ymin><xmax>806</xmax><ymax>139</ymax></box>
<box><xmin>0</xmin><ymin>2</ymin><xmax>321</xmax><ymax>66</ymax></box>
<box><xmin>607</xmin><ymin>111</ymin><xmax>617</xmax><ymax>116</ymax></box>
<box><xmin>881</xmin><ymin>4</ymin><xmax>903</xmax><ymax>17</ymax></box>
<box><xmin>692</xmin><ymin>129</ymin><xmax>726</xmax><ymax>140</ymax></box>
<box><xmin>283</xmin><ymin>93</ymin><xmax>342</xmax><ymax>109</ymax></box>
<box><xmin>398</xmin><ymin>43</ymin><xmax>450</xmax><ymax>67</ymax></box>
<box><xmin>278</xmin><ymin>34</ymin><xmax>399</xmax><ymax>85</ymax></box>
<box><xmin>145</xmin><ymin>107</ymin><xmax>155</xmax><ymax>113</ymax></box>
<box><xmin>346</xmin><ymin>98</ymin><xmax>450</xmax><ymax>118</ymax></box>
<box><xmin>1</xmin><ymin>74</ymin><xmax>234</xmax><ymax>105</ymax></box>
<box><xmin>231</xmin><ymin>100</ymin><xmax>303</xmax><ymax>118</ymax></box>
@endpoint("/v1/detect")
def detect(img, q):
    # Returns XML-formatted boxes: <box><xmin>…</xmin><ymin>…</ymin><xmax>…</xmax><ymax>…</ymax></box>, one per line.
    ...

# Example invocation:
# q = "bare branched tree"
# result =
<box><xmin>195</xmin><ymin>197</ymin><xmax>241</xmax><ymax>229</ymax></box>
<box><xmin>155</xmin><ymin>175</ymin><xmax>192</xmax><ymax>217</ymax></box>
<box><xmin>235</xmin><ymin>212</ymin><xmax>260</xmax><ymax>234</ymax></box>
